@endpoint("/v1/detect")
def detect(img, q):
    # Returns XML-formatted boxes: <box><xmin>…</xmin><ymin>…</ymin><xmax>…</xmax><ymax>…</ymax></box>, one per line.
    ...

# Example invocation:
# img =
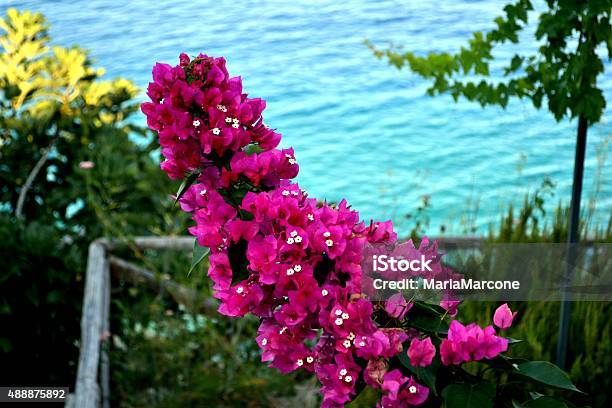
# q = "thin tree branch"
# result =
<box><xmin>15</xmin><ymin>145</ymin><xmax>52</xmax><ymax>219</ymax></box>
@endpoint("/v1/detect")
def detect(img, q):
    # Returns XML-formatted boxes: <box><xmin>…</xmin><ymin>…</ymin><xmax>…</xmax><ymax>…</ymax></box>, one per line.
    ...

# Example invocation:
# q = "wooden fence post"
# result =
<box><xmin>73</xmin><ymin>241</ymin><xmax>108</xmax><ymax>408</ymax></box>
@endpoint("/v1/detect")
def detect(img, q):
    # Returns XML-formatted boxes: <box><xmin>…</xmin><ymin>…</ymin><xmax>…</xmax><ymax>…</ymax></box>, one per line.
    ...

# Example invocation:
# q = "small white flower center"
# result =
<box><xmin>286</xmin><ymin>268</ymin><xmax>295</xmax><ymax>276</ymax></box>
<box><xmin>307</xmin><ymin>214</ymin><xmax>314</xmax><ymax>221</ymax></box>
<box><xmin>286</xmin><ymin>237</ymin><xmax>294</xmax><ymax>244</ymax></box>
<box><xmin>282</xmin><ymin>190</ymin><xmax>290</xmax><ymax>196</ymax></box>
<box><xmin>199</xmin><ymin>189</ymin><xmax>207</xmax><ymax>196</ymax></box>
<box><xmin>321</xmin><ymin>289</ymin><xmax>329</xmax><ymax>296</ymax></box>
<box><xmin>341</xmin><ymin>313</ymin><xmax>349</xmax><ymax>320</ymax></box>
<box><xmin>343</xmin><ymin>340</ymin><xmax>351</xmax><ymax>348</ymax></box>
<box><xmin>325</xmin><ymin>239</ymin><xmax>334</xmax><ymax>247</ymax></box>
<box><xmin>296</xmin><ymin>359</ymin><xmax>304</xmax><ymax>367</ymax></box>
<box><xmin>323</xmin><ymin>231</ymin><xmax>331</xmax><ymax>237</ymax></box>
<box><xmin>236</xmin><ymin>286</ymin><xmax>244</xmax><ymax>294</ymax></box>
<box><xmin>344</xmin><ymin>375</ymin><xmax>352</xmax><ymax>383</ymax></box>
<box><xmin>294</xmin><ymin>264</ymin><xmax>302</xmax><ymax>272</ymax></box>
<box><xmin>306</xmin><ymin>356</ymin><xmax>314</xmax><ymax>363</ymax></box>
<box><xmin>334</xmin><ymin>318</ymin><xmax>343</xmax><ymax>326</ymax></box>
<box><xmin>193</xmin><ymin>120</ymin><xmax>200</xmax><ymax>127</ymax></box>
<box><xmin>261</xmin><ymin>338</ymin><xmax>267</xmax><ymax>346</ymax></box>
<box><xmin>294</xmin><ymin>236</ymin><xmax>302</xmax><ymax>243</ymax></box>
<box><xmin>339</xmin><ymin>369</ymin><xmax>347</xmax><ymax>376</ymax></box>
<box><xmin>212</xmin><ymin>127</ymin><xmax>220</xmax><ymax>135</ymax></box>
<box><xmin>290</xmin><ymin>231</ymin><xmax>298</xmax><ymax>237</ymax></box>
<box><xmin>409</xmin><ymin>386</ymin><xmax>417</xmax><ymax>394</ymax></box>
<box><xmin>335</xmin><ymin>309</ymin><xmax>343</xmax><ymax>316</ymax></box>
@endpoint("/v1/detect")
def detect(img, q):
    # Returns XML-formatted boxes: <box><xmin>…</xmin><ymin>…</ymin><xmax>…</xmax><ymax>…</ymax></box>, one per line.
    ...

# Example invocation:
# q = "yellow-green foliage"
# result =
<box><xmin>0</xmin><ymin>8</ymin><xmax>137</xmax><ymax>125</ymax></box>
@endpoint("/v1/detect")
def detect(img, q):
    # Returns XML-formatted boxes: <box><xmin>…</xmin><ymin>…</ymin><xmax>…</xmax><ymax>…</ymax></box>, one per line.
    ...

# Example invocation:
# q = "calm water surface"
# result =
<box><xmin>5</xmin><ymin>0</ymin><xmax>611</xmax><ymax>235</ymax></box>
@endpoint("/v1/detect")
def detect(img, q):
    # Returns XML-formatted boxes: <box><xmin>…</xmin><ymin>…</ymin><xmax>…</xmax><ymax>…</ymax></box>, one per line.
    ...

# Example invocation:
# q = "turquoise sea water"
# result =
<box><xmin>4</xmin><ymin>0</ymin><xmax>610</xmax><ymax>235</ymax></box>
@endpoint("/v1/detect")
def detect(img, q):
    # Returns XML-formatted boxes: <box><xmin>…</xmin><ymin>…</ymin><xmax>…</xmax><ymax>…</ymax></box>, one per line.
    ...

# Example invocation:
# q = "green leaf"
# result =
<box><xmin>484</xmin><ymin>355</ymin><xmax>526</xmax><ymax>372</ymax></box>
<box><xmin>442</xmin><ymin>382</ymin><xmax>495</xmax><ymax>408</ymax></box>
<box><xmin>189</xmin><ymin>240</ymin><xmax>210</xmax><ymax>276</ymax></box>
<box><xmin>0</xmin><ymin>338</ymin><xmax>12</xmax><ymax>353</ymax></box>
<box><xmin>412</xmin><ymin>301</ymin><xmax>446</xmax><ymax>316</ymax></box>
<box><xmin>405</xmin><ymin>302</ymin><xmax>449</xmax><ymax>334</ymax></box>
<box><xmin>243</xmin><ymin>143</ymin><xmax>265</xmax><ymax>155</ymax></box>
<box><xmin>523</xmin><ymin>397</ymin><xmax>567</xmax><ymax>408</ymax></box>
<box><xmin>513</xmin><ymin>396</ymin><xmax>567</xmax><ymax>408</ymax></box>
<box><xmin>173</xmin><ymin>171</ymin><xmax>199</xmax><ymax>207</ymax></box>
<box><xmin>516</xmin><ymin>361</ymin><xmax>582</xmax><ymax>393</ymax></box>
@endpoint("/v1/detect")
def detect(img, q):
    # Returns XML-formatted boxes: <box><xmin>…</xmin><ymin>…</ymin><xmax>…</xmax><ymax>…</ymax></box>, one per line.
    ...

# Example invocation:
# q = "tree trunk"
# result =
<box><xmin>556</xmin><ymin>115</ymin><xmax>588</xmax><ymax>369</ymax></box>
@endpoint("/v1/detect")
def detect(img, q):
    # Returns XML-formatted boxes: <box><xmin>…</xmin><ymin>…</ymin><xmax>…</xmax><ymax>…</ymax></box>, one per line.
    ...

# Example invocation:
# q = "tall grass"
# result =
<box><xmin>457</xmin><ymin>184</ymin><xmax>611</xmax><ymax>407</ymax></box>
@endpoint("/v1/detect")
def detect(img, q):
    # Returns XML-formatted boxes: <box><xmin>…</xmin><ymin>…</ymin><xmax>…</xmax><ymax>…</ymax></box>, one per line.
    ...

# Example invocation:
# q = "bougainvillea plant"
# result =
<box><xmin>142</xmin><ymin>54</ymin><xmax>583</xmax><ymax>407</ymax></box>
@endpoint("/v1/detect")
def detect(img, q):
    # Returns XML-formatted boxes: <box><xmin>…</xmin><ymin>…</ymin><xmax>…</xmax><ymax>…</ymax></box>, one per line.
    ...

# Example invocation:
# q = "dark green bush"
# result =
<box><xmin>0</xmin><ymin>9</ymin><xmax>182</xmax><ymax>386</ymax></box>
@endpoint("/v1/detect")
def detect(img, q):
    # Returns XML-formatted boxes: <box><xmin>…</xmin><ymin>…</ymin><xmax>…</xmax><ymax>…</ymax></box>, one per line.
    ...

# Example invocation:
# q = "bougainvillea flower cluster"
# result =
<box><xmin>143</xmin><ymin>53</ymin><xmax>515</xmax><ymax>407</ymax></box>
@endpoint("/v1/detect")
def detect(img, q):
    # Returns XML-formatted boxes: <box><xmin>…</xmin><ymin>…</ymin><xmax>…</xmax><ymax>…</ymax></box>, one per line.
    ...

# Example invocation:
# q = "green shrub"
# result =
<box><xmin>108</xmin><ymin>251</ymin><xmax>315</xmax><ymax>408</ymax></box>
<box><xmin>0</xmin><ymin>8</ymin><xmax>183</xmax><ymax>386</ymax></box>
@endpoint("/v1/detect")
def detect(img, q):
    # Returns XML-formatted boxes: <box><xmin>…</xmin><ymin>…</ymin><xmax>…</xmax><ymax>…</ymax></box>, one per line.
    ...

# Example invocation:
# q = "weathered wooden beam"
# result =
<box><xmin>73</xmin><ymin>240</ymin><xmax>108</xmax><ymax>408</ymax></box>
<box><xmin>100</xmin><ymin>254</ymin><xmax>111</xmax><ymax>408</ymax></box>
<box><xmin>102</xmin><ymin>236</ymin><xmax>194</xmax><ymax>252</ymax></box>
<box><xmin>431</xmin><ymin>237</ymin><xmax>484</xmax><ymax>249</ymax></box>
<box><xmin>108</xmin><ymin>256</ymin><xmax>217</xmax><ymax>314</ymax></box>
<box><xmin>99</xmin><ymin>235</ymin><xmax>598</xmax><ymax>254</ymax></box>
<box><xmin>432</xmin><ymin>236</ymin><xmax>597</xmax><ymax>248</ymax></box>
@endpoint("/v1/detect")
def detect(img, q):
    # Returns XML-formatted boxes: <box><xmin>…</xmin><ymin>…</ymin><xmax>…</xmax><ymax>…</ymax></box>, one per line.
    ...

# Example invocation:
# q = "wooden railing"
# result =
<box><xmin>69</xmin><ymin>236</ymin><xmax>484</xmax><ymax>407</ymax></box>
<box><xmin>70</xmin><ymin>236</ymin><xmax>211</xmax><ymax>408</ymax></box>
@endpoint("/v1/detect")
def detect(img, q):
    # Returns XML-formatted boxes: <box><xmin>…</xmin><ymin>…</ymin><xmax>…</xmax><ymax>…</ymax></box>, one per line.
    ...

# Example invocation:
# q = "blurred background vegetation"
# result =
<box><xmin>0</xmin><ymin>6</ymin><xmax>610</xmax><ymax>408</ymax></box>
<box><xmin>0</xmin><ymin>8</ymin><xmax>181</xmax><ymax>385</ymax></box>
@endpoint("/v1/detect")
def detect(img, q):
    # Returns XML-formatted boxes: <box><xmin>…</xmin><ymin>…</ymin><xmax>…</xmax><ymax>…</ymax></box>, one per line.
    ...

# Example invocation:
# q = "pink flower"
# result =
<box><xmin>364</xmin><ymin>359</ymin><xmax>388</xmax><ymax>389</ymax></box>
<box><xmin>207</xmin><ymin>252</ymin><xmax>232</xmax><ymax>291</ymax></box>
<box><xmin>78</xmin><ymin>161</ymin><xmax>95</xmax><ymax>169</ymax></box>
<box><xmin>316</xmin><ymin>353</ymin><xmax>361</xmax><ymax>406</ymax></box>
<box><xmin>247</xmin><ymin>235</ymin><xmax>278</xmax><ymax>272</ymax></box>
<box><xmin>367</xmin><ymin>220</ymin><xmax>398</xmax><ymax>244</ymax></box>
<box><xmin>379</xmin><ymin>370</ymin><xmax>429</xmax><ymax>407</ymax></box>
<box><xmin>145</xmin><ymin>53</ymin><xmax>519</xmax><ymax>408</ymax></box>
<box><xmin>379</xmin><ymin>328</ymin><xmax>408</xmax><ymax>358</ymax></box>
<box><xmin>384</xmin><ymin>293</ymin><xmax>411</xmax><ymax>320</ymax></box>
<box><xmin>252</xmin><ymin>122</ymin><xmax>281</xmax><ymax>150</ymax></box>
<box><xmin>380</xmin><ymin>369</ymin><xmax>406</xmax><ymax>397</ymax></box>
<box><xmin>493</xmin><ymin>303</ymin><xmax>517</xmax><ymax>329</ymax></box>
<box><xmin>440</xmin><ymin>337</ymin><xmax>463</xmax><ymax>366</ymax></box>
<box><xmin>440</xmin><ymin>320</ymin><xmax>508</xmax><ymax>365</ymax></box>
<box><xmin>440</xmin><ymin>299</ymin><xmax>460</xmax><ymax>316</ymax></box>
<box><xmin>217</xmin><ymin>281</ymin><xmax>264</xmax><ymax>317</ymax></box>
<box><xmin>227</xmin><ymin>219</ymin><xmax>259</xmax><ymax>243</ymax></box>
<box><xmin>408</xmin><ymin>337</ymin><xmax>436</xmax><ymax>367</ymax></box>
